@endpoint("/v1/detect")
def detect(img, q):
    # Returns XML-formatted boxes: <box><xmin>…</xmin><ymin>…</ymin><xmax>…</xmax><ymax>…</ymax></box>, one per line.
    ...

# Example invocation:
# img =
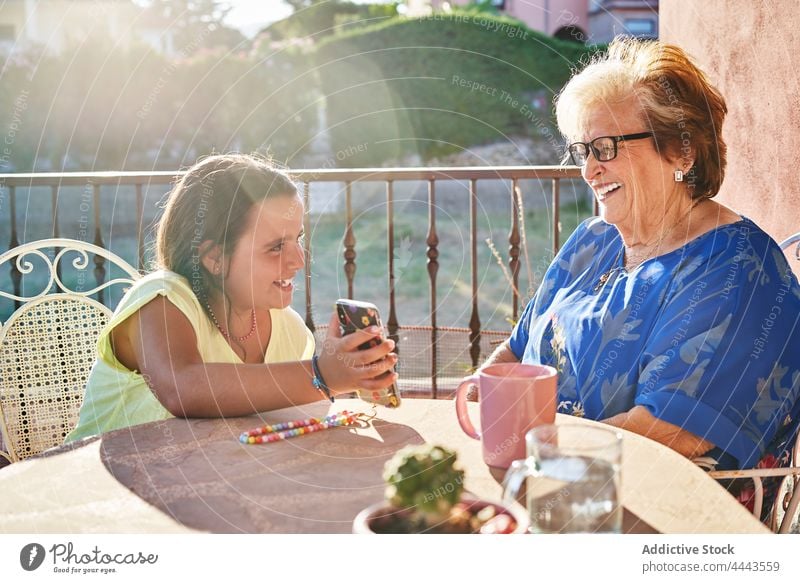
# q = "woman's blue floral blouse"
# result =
<box><xmin>509</xmin><ymin>217</ymin><xmax>800</xmax><ymax>471</ymax></box>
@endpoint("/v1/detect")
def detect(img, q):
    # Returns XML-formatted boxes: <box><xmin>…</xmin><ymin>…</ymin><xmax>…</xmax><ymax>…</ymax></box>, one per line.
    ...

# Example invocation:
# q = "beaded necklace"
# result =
<box><xmin>594</xmin><ymin>201</ymin><xmax>699</xmax><ymax>292</ymax></box>
<box><xmin>205</xmin><ymin>300</ymin><xmax>257</xmax><ymax>342</ymax></box>
<box><xmin>239</xmin><ymin>410</ymin><xmax>370</xmax><ymax>444</ymax></box>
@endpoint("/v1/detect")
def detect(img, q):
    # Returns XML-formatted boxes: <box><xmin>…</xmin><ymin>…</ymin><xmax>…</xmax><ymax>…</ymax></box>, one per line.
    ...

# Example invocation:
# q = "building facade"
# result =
<box><xmin>0</xmin><ymin>0</ymin><xmax>176</xmax><ymax>56</ymax></box>
<box><xmin>409</xmin><ymin>0</ymin><xmax>658</xmax><ymax>44</ymax></box>
<box><xmin>588</xmin><ymin>0</ymin><xmax>658</xmax><ymax>44</ymax></box>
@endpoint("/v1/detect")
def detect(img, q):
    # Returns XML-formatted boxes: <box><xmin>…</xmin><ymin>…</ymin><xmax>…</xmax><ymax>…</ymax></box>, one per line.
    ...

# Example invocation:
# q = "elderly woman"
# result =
<box><xmin>480</xmin><ymin>37</ymin><xmax>800</xmax><ymax>478</ymax></box>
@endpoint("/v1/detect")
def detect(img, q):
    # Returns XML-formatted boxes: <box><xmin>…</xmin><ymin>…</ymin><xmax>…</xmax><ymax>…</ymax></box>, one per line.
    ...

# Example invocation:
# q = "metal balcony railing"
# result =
<box><xmin>1</xmin><ymin>166</ymin><xmax>587</xmax><ymax>397</ymax></box>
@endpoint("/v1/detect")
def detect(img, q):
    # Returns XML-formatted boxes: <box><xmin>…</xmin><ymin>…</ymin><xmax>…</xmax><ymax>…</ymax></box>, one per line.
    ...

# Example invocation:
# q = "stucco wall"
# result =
<box><xmin>0</xmin><ymin>0</ymin><xmax>139</xmax><ymax>54</ymax></box>
<box><xmin>660</xmin><ymin>0</ymin><xmax>800</xmax><ymax>257</ymax></box>
<box><xmin>0</xmin><ymin>2</ymin><xmax>27</xmax><ymax>45</ymax></box>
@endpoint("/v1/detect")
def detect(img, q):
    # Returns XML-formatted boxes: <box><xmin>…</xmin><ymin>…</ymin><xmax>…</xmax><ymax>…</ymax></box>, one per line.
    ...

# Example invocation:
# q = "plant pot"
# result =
<box><xmin>353</xmin><ymin>493</ymin><xmax>529</xmax><ymax>534</ymax></box>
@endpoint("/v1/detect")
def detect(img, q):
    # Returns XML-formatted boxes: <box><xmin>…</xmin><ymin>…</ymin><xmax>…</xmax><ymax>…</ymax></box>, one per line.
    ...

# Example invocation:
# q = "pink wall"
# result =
<box><xmin>661</xmin><ymin>0</ymin><xmax>800</xmax><ymax>264</ymax></box>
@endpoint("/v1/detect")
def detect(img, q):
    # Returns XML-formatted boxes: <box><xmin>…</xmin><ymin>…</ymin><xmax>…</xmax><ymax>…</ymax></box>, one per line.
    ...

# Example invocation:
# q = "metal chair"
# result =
<box><xmin>0</xmin><ymin>239</ymin><xmax>140</xmax><ymax>463</ymax></box>
<box><xmin>708</xmin><ymin>231</ymin><xmax>800</xmax><ymax>533</ymax></box>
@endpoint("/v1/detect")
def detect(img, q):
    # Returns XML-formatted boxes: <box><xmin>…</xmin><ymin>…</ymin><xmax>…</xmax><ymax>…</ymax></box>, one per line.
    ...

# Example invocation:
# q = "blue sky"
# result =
<box><xmin>224</xmin><ymin>0</ymin><xmax>292</xmax><ymax>35</ymax></box>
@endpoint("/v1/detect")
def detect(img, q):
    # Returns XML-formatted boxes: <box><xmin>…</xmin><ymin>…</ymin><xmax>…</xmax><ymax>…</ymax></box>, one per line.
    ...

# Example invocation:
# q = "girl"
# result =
<box><xmin>66</xmin><ymin>154</ymin><xmax>397</xmax><ymax>441</ymax></box>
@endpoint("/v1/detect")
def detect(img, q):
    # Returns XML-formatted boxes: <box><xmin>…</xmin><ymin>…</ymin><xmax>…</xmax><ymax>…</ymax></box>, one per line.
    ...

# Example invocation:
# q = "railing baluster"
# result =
<box><xmin>386</xmin><ymin>181</ymin><xmax>399</xmax><ymax>348</ymax></box>
<box><xmin>426</xmin><ymin>179</ymin><xmax>439</xmax><ymax>398</ymax></box>
<box><xmin>552</xmin><ymin>178</ymin><xmax>561</xmax><ymax>254</ymax></box>
<box><xmin>303</xmin><ymin>181</ymin><xmax>314</xmax><ymax>332</ymax></box>
<box><xmin>51</xmin><ymin>185</ymin><xmax>62</xmax><ymax>281</ymax></box>
<box><xmin>8</xmin><ymin>185</ymin><xmax>20</xmax><ymax>310</ymax></box>
<box><xmin>92</xmin><ymin>184</ymin><xmax>106</xmax><ymax>305</ymax></box>
<box><xmin>509</xmin><ymin>178</ymin><xmax>521</xmax><ymax>321</ymax></box>
<box><xmin>50</xmin><ymin>185</ymin><xmax>60</xmax><ymax>238</ymax></box>
<box><xmin>343</xmin><ymin>181</ymin><xmax>356</xmax><ymax>299</ymax></box>
<box><xmin>136</xmin><ymin>183</ymin><xmax>144</xmax><ymax>272</ymax></box>
<box><xmin>469</xmin><ymin>179</ymin><xmax>481</xmax><ymax>370</ymax></box>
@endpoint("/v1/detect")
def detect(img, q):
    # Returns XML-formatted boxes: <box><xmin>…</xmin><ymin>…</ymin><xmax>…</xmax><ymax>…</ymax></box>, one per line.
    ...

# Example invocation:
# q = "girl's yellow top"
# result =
<box><xmin>66</xmin><ymin>270</ymin><xmax>314</xmax><ymax>442</ymax></box>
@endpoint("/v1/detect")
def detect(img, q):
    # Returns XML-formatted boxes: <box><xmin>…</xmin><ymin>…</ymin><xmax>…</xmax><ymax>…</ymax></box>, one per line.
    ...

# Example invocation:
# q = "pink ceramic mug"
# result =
<box><xmin>455</xmin><ymin>363</ymin><xmax>557</xmax><ymax>469</ymax></box>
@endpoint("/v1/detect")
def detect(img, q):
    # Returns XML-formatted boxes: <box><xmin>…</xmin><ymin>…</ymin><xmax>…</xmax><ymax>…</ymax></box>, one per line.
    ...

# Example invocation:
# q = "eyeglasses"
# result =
<box><xmin>566</xmin><ymin>132</ymin><xmax>654</xmax><ymax>166</ymax></box>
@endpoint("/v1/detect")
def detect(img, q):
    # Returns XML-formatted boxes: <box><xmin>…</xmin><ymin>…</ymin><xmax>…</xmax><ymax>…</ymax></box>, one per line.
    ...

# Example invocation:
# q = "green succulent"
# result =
<box><xmin>382</xmin><ymin>444</ymin><xmax>465</xmax><ymax>523</ymax></box>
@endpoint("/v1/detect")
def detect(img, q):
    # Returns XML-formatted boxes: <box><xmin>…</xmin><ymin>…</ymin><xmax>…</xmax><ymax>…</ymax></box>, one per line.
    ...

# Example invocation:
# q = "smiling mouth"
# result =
<box><xmin>274</xmin><ymin>279</ymin><xmax>294</xmax><ymax>290</ymax></box>
<box><xmin>594</xmin><ymin>182</ymin><xmax>622</xmax><ymax>198</ymax></box>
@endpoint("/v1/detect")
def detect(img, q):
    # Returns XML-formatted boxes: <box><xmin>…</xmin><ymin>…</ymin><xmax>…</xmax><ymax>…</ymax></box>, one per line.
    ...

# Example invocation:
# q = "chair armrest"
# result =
<box><xmin>709</xmin><ymin>467</ymin><xmax>800</xmax><ymax>479</ymax></box>
<box><xmin>709</xmin><ymin>467</ymin><xmax>800</xmax><ymax>533</ymax></box>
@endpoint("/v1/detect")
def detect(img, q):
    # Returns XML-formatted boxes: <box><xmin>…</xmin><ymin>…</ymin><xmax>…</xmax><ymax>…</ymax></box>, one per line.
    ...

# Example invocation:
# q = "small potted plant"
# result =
<box><xmin>353</xmin><ymin>444</ymin><xmax>528</xmax><ymax>534</ymax></box>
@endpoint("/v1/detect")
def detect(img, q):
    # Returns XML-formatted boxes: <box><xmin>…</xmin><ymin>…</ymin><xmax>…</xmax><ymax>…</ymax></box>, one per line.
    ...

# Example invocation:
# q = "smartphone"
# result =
<box><xmin>335</xmin><ymin>299</ymin><xmax>401</xmax><ymax>408</ymax></box>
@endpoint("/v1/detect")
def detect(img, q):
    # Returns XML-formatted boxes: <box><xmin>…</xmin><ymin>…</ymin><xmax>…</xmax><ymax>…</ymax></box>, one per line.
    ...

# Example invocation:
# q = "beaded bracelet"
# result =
<box><xmin>239</xmin><ymin>411</ymin><xmax>360</xmax><ymax>444</ymax></box>
<box><xmin>311</xmin><ymin>355</ymin><xmax>334</xmax><ymax>403</ymax></box>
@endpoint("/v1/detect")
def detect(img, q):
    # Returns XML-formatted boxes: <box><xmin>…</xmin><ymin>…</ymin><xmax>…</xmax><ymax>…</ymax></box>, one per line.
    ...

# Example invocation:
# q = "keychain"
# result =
<box><xmin>239</xmin><ymin>409</ymin><xmax>376</xmax><ymax>444</ymax></box>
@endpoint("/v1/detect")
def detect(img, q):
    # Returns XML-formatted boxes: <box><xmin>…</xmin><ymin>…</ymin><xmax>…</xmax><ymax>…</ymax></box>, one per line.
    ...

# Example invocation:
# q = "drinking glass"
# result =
<box><xmin>503</xmin><ymin>423</ymin><xmax>623</xmax><ymax>533</ymax></box>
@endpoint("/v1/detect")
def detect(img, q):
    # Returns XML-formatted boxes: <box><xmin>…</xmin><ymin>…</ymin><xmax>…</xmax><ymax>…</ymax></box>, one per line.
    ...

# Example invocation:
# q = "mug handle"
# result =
<box><xmin>455</xmin><ymin>374</ymin><xmax>481</xmax><ymax>440</ymax></box>
<box><xmin>502</xmin><ymin>458</ymin><xmax>539</xmax><ymax>506</ymax></box>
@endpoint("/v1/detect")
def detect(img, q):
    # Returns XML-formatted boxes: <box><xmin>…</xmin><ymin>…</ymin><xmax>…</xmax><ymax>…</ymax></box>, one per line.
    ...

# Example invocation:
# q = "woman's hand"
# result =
<box><xmin>603</xmin><ymin>405</ymin><xmax>715</xmax><ymax>459</ymax></box>
<box><xmin>461</xmin><ymin>341</ymin><xmax>521</xmax><ymax>402</ymax></box>
<box><xmin>316</xmin><ymin>311</ymin><xmax>398</xmax><ymax>395</ymax></box>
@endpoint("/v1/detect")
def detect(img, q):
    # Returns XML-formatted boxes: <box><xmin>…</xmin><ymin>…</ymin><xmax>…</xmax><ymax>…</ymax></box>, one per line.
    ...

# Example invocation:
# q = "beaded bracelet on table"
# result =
<box><xmin>239</xmin><ymin>411</ymin><xmax>360</xmax><ymax>444</ymax></box>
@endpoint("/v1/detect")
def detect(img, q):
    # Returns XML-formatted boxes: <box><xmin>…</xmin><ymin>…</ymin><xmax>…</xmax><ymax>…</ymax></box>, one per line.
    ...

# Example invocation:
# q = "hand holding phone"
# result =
<box><xmin>335</xmin><ymin>299</ymin><xmax>401</xmax><ymax>408</ymax></box>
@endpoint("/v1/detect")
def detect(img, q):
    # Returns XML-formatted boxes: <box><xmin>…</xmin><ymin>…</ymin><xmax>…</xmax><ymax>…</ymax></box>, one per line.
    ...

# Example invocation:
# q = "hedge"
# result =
<box><xmin>315</xmin><ymin>12</ymin><xmax>599</xmax><ymax>166</ymax></box>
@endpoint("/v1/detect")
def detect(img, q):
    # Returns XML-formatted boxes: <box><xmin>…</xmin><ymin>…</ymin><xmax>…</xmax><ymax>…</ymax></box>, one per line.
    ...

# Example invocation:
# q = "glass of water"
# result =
<box><xmin>502</xmin><ymin>423</ymin><xmax>622</xmax><ymax>533</ymax></box>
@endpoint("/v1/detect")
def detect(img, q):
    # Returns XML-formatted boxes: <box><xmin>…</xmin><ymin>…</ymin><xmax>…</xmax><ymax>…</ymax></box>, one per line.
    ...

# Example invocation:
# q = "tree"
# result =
<box><xmin>284</xmin><ymin>0</ymin><xmax>327</xmax><ymax>11</ymax></box>
<box><xmin>141</xmin><ymin>0</ymin><xmax>234</xmax><ymax>50</ymax></box>
<box><xmin>145</xmin><ymin>0</ymin><xmax>230</xmax><ymax>24</ymax></box>
<box><xmin>265</xmin><ymin>1</ymin><xmax>395</xmax><ymax>41</ymax></box>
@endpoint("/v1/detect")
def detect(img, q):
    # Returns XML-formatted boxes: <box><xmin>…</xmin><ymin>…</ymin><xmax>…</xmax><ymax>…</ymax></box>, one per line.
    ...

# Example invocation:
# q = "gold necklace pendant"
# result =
<box><xmin>594</xmin><ymin>267</ymin><xmax>620</xmax><ymax>292</ymax></box>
